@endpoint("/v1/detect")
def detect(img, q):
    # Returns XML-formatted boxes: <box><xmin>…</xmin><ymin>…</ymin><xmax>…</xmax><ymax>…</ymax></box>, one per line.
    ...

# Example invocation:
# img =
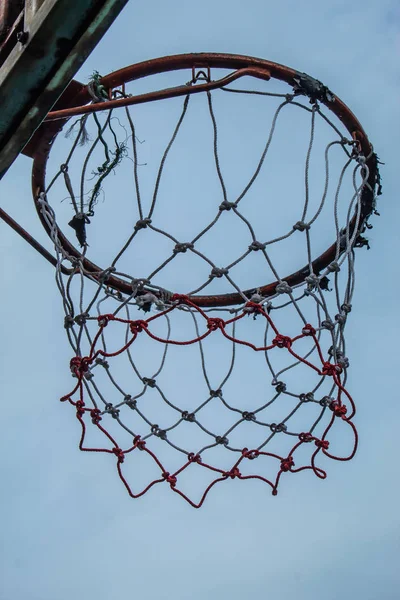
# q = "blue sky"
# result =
<box><xmin>0</xmin><ymin>1</ymin><xmax>399</xmax><ymax>599</ymax></box>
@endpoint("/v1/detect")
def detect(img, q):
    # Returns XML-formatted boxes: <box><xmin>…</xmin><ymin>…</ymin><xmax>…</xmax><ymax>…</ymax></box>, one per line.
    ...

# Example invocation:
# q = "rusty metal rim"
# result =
<box><xmin>31</xmin><ymin>53</ymin><xmax>378</xmax><ymax>307</ymax></box>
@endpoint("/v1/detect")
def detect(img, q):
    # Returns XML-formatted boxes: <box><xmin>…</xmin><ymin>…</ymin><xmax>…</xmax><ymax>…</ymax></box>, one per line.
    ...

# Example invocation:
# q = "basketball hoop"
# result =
<box><xmin>24</xmin><ymin>54</ymin><xmax>381</xmax><ymax>507</ymax></box>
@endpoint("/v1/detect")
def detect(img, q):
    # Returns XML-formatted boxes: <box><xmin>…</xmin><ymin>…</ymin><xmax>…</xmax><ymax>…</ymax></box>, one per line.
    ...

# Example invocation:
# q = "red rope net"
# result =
<box><xmin>62</xmin><ymin>295</ymin><xmax>357</xmax><ymax>508</ymax></box>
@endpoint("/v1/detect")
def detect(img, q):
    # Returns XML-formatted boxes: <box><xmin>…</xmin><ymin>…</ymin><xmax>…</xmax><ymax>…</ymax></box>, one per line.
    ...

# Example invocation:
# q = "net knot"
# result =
<box><xmin>90</xmin><ymin>408</ymin><xmax>102</xmax><ymax>424</ymax></box>
<box><xmin>242</xmin><ymin>411</ymin><xmax>256</xmax><ymax>421</ymax></box>
<box><xmin>105</xmin><ymin>403</ymin><xmax>120</xmax><ymax>419</ymax></box>
<box><xmin>219</xmin><ymin>200</ymin><xmax>236</xmax><ymax>211</ymax></box>
<box><xmin>162</xmin><ymin>472</ymin><xmax>177</xmax><ymax>487</ymax></box>
<box><xmin>181</xmin><ymin>411</ymin><xmax>195</xmax><ymax>422</ymax></box>
<box><xmin>95</xmin><ymin>357</ymin><xmax>109</xmax><ymax>369</ymax></box>
<box><xmin>112</xmin><ymin>447</ymin><xmax>125</xmax><ymax>463</ymax></box>
<box><xmin>272</xmin><ymin>335</ymin><xmax>292</xmax><ymax>349</ymax></box>
<box><xmin>248</xmin><ymin>241</ymin><xmax>266</xmax><ymax>251</ymax></box>
<box><xmin>75</xmin><ymin>400</ymin><xmax>85</xmax><ymax>418</ymax></box>
<box><xmin>64</xmin><ymin>315</ymin><xmax>74</xmax><ymax>329</ymax></box>
<box><xmin>302</xmin><ymin>324</ymin><xmax>316</xmax><ymax>336</ymax></box>
<box><xmin>337</xmin><ymin>354</ymin><xmax>349</xmax><ymax>369</ymax></box>
<box><xmin>98</xmin><ymin>314</ymin><xmax>116</xmax><ymax>327</ymax></box>
<box><xmin>151</xmin><ymin>424</ymin><xmax>167</xmax><ymax>439</ymax></box>
<box><xmin>335</xmin><ymin>312</ymin><xmax>347</xmax><ymax>326</ymax></box>
<box><xmin>210</xmin><ymin>389</ymin><xmax>222</xmax><ymax>398</ymax></box>
<box><xmin>299</xmin><ymin>432</ymin><xmax>313</xmax><ymax>443</ymax></box>
<box><xmin>280</xmin><ymin>456</ymin><xmax>294</xmax><ymax>472</ymax></box>
<box><xmin>321</xmin><ymin>319</ymin><xmax>335</xmax><ymax>331</ymax></box>
<box><xmin>242</xmin><ymin>448</ymin><xmax>259</xmax><ymax>460</ymax></box>
<box><xmin>70</xmin><ymin>356</ymin><xmax>90</xmax><ymax>375</ymax></box>
<box><xmin>125</xmin><ymin>395</ymin><xmax>137</xmax><ymax>410</ymax></box>
<box><xmin>327</xmin><ymin>261</ymin><xmax>340</xmax><ymax>273</ymax></box>
<box><xmin>275</xmin><ymin>282</ymin><xmax>292</xmax><ymax>294</ymax></box>
<box><xmin>83</xmin><ymin>370</ymin><xmax>94</xmax><ymax>380</ymax></box>
<box><xmin>305</xmin><ymin>274</ymin><xmax>320</xmax><ymax>290</ymax></box>
<box><xmin>171</xmin><ymin>294</ymin><xmax>189</xmax><ymax>304</ymax></box>
<box><xmin>224</xmin><ymin>467</ymin><xmax>241</xmax><ymax>479</ymax></box>
<box><xmin>244</xmin><ymin>300</ymin><xmax>264</xmax><ymax>314</ymax></box>
<box><xmin>274</xmin><ymin>381</ymin><xmax>287</xmax><ymax>393</ymax></box>
<box><xmin>207</xmin><ymin>318</ymin><xmax>225</xmax><ymax>331</ymax></box>
<box><xmin>299</xmin><ymin>392</ymin><xmax>314</xmax><ymax>403</ymax></box>
<box><xmin>134</xmin><ymin>436</ymin><xmax>146</xmax><ymax>450</ymax></box>
<box><xmin>215</xmin><ymin>436</ymin><xmax>229</xmax><ymax>446</ymax></box>
<box><xmin>320</xmin><ymin>396</ymin><xmax>334</xmax><ymax>408</ymax></box>
<box><xmin>134</xmin><ymin>217</ymin><xmax>151</xmax><ymax>231</ymax></box>
<box><xmin>173</xmin><ymin>242</ymin><xmax>194</xmax><ymax>254</ymax></box>
<box><xmin>322</xmin><ymin>362</ymin><xmax>342</xmax><ymax>376</ymax></box>
<box><xmin>188</xmin><ymin>453</ymin><xmax>202</xmax><ymax>464</ymax></box>
<box><xmin>210</xmin><ymin>267</ymin><xmax>229</xmax><ymax>278</ymax></box>
<box><xmin>315</xmin><ymin>439</ymin><xmax>330</xmax><ymax>450</ymax></box>
<box><xmin>143</xmin><ymin>377</ymin><xmax>156</xmax><ymax>388</ymax></box>
<box><xmin>341</xmin><ymin>303</ymin><xmax>352</xmax><ymax>314</ymax></box>
<box><xmin>130</xmin><ymin>320</ymin><xmax>148</xmax><ymax>334</ymax></box>
<box><xmin>328</xmin><ymin>346</ymin><xmax>346</xmax><ymax>360</ymax></box>
<box><xmin>70</xmin><ymin>257</ymin><xmax>83</xmax><ymax>268</ymax></box>
<box><xmin>98</xmin><ymin>267</ymin><xmax>116</xmax><ymax>283</ymax></box>
<box><xmin>330</xmin><ymin>402</ymin><xmax>347</xmax><ymax>418</ymax></box>
<box><xmin>270</xmin><ymin>423</ymin><xmax>287</xmax><ymax>433</ymax></box>
<box><xmin>293</xmin><ymin>221</ymin><xmax>310</xmax><ymax>232</ymax></box>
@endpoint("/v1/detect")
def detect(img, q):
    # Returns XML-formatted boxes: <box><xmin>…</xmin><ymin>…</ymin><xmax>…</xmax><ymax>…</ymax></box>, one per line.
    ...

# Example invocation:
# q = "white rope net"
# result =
<box><xmin>35</xmin><ymin>66</ymin><xmax>380</xmax><ymax>506</ymax></box>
